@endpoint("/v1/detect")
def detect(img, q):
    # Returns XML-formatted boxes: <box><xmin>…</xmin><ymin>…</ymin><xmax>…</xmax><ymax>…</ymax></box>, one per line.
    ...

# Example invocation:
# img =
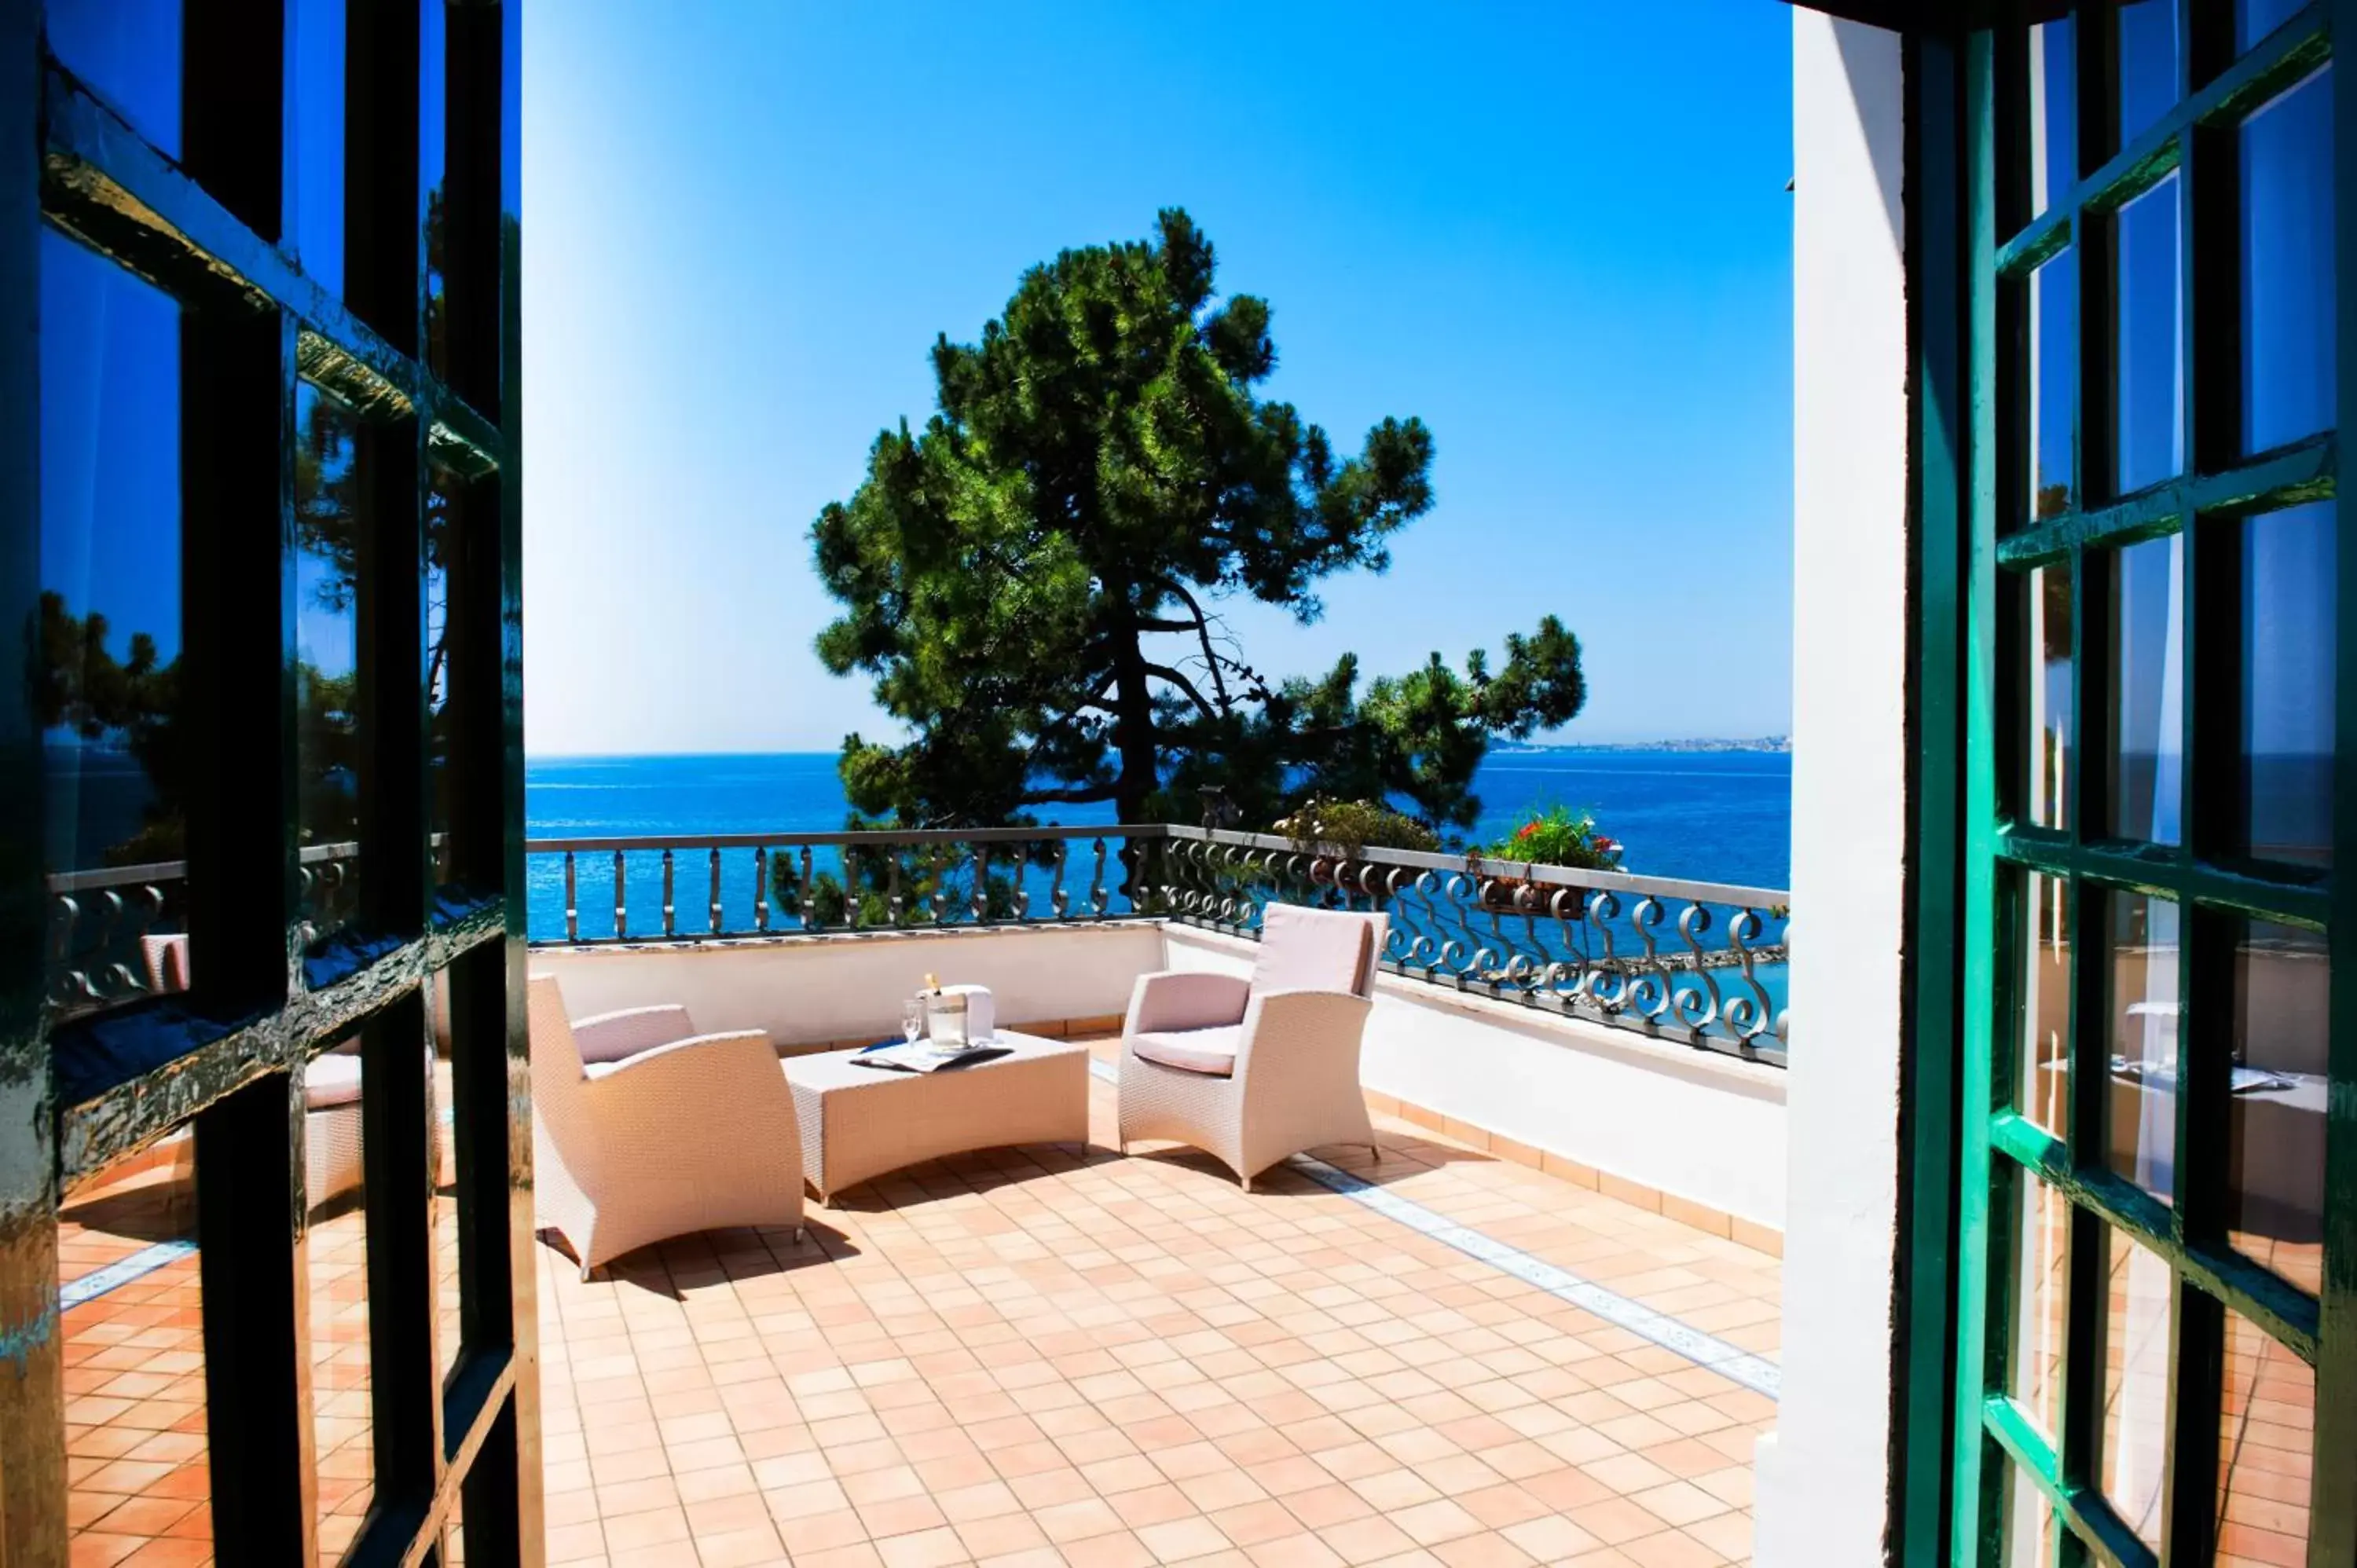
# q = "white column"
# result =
<box><xmin>1754</xmin><ymin>13</ymin><xmax>1910</xmax><ymax>1568</ymax></box>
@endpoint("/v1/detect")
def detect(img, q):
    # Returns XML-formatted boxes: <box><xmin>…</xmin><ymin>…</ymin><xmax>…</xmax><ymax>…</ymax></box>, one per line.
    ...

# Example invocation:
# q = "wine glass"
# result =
<box><xmin>901</xmin><ymin>997</ymin><xmax>926</xmax><ymax>1046</ymax></box>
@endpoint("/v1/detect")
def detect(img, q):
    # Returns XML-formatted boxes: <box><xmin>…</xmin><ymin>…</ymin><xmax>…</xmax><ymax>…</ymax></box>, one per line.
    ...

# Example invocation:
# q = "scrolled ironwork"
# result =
<box><xmin>1157</xmin><ymin>825</ymin><xmax>1790</xmax><ymax>1065</ymax></box>
<box><xmin>489</xmin><ymin>823</ymin><xmax>1790</xmax><ymax>1066</ymax></box>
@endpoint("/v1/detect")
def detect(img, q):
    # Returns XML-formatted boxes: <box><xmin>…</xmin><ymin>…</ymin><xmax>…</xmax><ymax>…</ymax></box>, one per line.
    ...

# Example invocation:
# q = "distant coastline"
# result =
<box><xmin>1496</xmin><ymin>735</ymin><xmax>1792</xmax><ymax>756</ymax></box>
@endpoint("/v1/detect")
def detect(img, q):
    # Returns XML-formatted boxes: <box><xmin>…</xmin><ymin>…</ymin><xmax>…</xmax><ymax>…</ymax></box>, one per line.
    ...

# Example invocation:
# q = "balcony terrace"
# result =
<box><xmin>57</xmin><ymin>826</ymin><xmax>1795</xmax><ymax>1567</ymax></box>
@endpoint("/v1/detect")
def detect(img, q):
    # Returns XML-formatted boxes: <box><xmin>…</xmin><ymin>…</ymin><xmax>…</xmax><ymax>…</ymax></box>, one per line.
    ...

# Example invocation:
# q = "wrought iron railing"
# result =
<box><xmin>48</xmin><ymin>823</ymin><xmax>1793</xmax><ymax>1064</ymax></box>
<box><xmin>522</xmin><ymin>826</ymin><xmax>1157</xmax><ymax>944</ymax></box>
<box><xmin>1156</xmin><ymin>826</ymin><xmax>1791</xmax><ymax>1064</ymax></box>
<box><xmin>45</xmin><ymin>840</ymin><xmax>365</xmax><ymax>1017</ymax></box>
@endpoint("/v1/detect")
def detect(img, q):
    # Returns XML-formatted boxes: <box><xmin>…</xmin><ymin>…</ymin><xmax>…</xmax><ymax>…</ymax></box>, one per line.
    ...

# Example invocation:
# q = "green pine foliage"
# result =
<box><xmin>812</xmin><ymin>209</ymin><xmax>1585</xmax><ymax>833</ymax></box>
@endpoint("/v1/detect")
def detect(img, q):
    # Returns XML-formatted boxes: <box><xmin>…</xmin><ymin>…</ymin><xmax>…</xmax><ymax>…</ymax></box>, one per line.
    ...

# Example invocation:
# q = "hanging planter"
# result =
<box><xmin>1473</xmin><ymin>806</ymin><xmax>1622</xmax><ymax>914</ymax></box>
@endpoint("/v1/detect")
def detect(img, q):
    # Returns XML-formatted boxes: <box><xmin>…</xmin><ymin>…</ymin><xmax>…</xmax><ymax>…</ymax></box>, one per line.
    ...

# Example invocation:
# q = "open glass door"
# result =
<box><xmin>1941</xmin><ymin>2</ymin><xmax>2349</xmax><ymax>1564</ymax></box>
<box><xmin>1</xmin><ymin>2</ymin><xmax>534</xmax><ymax>1563</ymax></box>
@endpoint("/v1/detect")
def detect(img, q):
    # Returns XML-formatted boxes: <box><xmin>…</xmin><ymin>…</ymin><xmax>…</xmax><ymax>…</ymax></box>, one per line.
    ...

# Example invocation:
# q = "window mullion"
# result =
<box><xmin>0</xmin><ymin>0</ymin><xmax>66</xmax><ymax>1555</ymax></box>
<box><xmin>2311</xmin><ymin>1</ymin><xmax>2357</xmax><ymax>1559</ymax></box>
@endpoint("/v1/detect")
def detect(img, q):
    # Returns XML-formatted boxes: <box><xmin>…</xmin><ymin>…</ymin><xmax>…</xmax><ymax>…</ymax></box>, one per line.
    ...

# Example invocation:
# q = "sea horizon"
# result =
<box><xmin>525</xmin><ymin>748</ymin><xmax>1798</xmax><ymax>894</ymax></box>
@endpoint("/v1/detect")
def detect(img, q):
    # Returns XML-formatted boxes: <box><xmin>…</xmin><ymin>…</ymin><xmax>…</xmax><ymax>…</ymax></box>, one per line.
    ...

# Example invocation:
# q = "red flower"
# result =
<box><xmin>1516</xmin><ymin>822</ymin><xmax>1537</xmax><ymax>840</ymax></box>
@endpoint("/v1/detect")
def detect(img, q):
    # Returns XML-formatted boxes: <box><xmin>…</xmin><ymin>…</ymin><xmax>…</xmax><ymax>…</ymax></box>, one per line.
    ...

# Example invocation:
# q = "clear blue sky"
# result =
<box><xmin>522</xmin><ymin>1</ymin><xmax>1795</xmax><ymax>756</ymax></box>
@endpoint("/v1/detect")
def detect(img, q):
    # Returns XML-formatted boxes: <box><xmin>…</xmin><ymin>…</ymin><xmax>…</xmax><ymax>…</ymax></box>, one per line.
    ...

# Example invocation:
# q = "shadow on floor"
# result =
<box><xmin>544</xmin><ymin>1218</ymin><xmax>857</xmax><ymax>1297</ymax></box>
<box><xmin>60</xmin><ymin>1177</ymin><xmax>195</xmax><ymax>1247</ymax></box>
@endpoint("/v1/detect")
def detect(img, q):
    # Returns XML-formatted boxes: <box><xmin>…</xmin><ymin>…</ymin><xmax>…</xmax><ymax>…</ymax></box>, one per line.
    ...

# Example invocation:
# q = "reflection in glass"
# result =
<box><xmin>289</xmin><ymin>0</ymin><xmax>348</xmax><ymax>295</ymax></box>
<box><xmin>434</xmin><ymin>975</ymin><xmax>463</xmax><ymax>1385</ymax></box>
<box><xmin>2108</xmin><ymin>533</ymin><xmax>2183</xmax><ymax>844</ymax></box>
<box><xmin>427</xmin><ymin>467</ymin><xmax>459</xmax><ymax>891</ymax></box>
<box><xmin>2029</xmin><ymin>17</ymin><xmax>2077</xmax><ymax>218</ymax></box>
<box><xmin>309</xmin><ymin>1046</ymin><xmax>373</xmax><ymax>1559</ymax></box>
<box><xmin>2017</xmin><ymin>872</ymin><xmax>2070</xmax><ymax>1138</ymax></box>
<box><xmin>295</xmin><ymin>386</ymin><xmax>364</xmax><ymax>945</ymax></box>
<box><xmin>423</xmin><ymin>0</ymin><xmax>450</xmax><ymax>376</ymax></box>
<box><xmin>2238</xmin><ymin>0</ymin><xmax>2308</xmax><ymax>54</ymax></box>
<box><xmin>2000</xmin><ymin>1460</ymin><xmax>2057</xmax><ymax>1566</ymax></box>
<box><xmin>2025</xmin><ymin>562</ymin><xmax>2073</xmax><ymax>830</ymax></box>
<box><xmin>39</xmin><ymin>231</ymin><xmax>188</xmax><ymax>1017</ymax></box>
<box><xmin>2238</xmin><ymin>503</ymin><xmax>2334</xmax><ymax>868</ymax></box>
<box><xmin>2117</xmin><ymin>0</ymin><xmax>2178</xmax><ymax>150</ymax></box>
<box><xmin>2099</xmin><ymin>1227</ymin><xmax>2172</xmax><ymax>1555</ymax></box>
<box><xmin>2113</xmin><ymin>175</ymin><xmax>2182</xmax><ymax>496</ymax></box>
<box><xmin>2007</xmin><ymin>1166</ymin><xmax>2068</xmax><ymax>1441</ymax></box>
<box><xmin>2029</xmin><ymin>251</ymin><xmax>2077</xmax><ymax>522</ymax></box>
<box><xmin>2219</xmin><ymin>1310</ymin><xmax>2315</xmax><ymax>1563</ymax></box>
<box><xmin>60</xmin><ymin>1145</ymin><xmax>209</xmax><ymax>1558</ymax></box>
<box><xmin>2241</xmin><ymin>67</ymin><xmax>2335</xmax><ymax>456</ymax></box>
<box><xmin>2107</xmin><ymin>892</ymin><xmax>2179</xmax><ymax>1203</ymax></box>
<box><xmin>2231</xmin><ymin>920</ymin><xmax>2328</xmax><ymax>1297</ymax></box>
<box><xmin>44</xmin><ymin>0</ymin><xmax>182</xmax><ymax>158</ymax></box>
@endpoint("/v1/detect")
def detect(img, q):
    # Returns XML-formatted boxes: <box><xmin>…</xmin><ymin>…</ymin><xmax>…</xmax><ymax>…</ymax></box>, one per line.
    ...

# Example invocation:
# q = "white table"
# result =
<box><xmin>782</xmin><ymin>1031</ymin><xmax>1090</xmax><ymax>1202</ymax></box>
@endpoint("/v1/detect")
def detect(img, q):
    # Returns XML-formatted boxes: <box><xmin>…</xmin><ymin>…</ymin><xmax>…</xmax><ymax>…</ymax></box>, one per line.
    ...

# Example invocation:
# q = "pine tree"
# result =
<box><xmin>812</xmin><ymin>209</ymin><xmax>1584</xmax><ymax>833</ymax></box>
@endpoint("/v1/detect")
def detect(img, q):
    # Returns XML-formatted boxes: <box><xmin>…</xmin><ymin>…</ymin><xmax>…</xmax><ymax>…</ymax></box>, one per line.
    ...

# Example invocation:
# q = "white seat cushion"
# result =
<box><xmin>1251</xmin><ymin>903</ymin><xmax>1377</xmax><ymax>995</ymax></box>
<box><xmin>1131</xmin><ymin>1025</ymin><xmax>1243</xmax><ymax>1078</ymax></box>
<box><xmin>305</xmin><ymin>1052</ymin><xmax>364</xmax><ymax>1110</ymax></box>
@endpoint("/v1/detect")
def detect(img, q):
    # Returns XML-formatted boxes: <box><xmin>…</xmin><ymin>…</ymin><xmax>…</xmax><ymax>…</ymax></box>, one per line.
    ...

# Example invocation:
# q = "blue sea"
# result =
<box><xmin>526</xmin><ymin>750</ymin><xmax>1792</xmax><ymax>885</ymax></box>
<box><xmin>524</xmin><ymin>749</ymin><xmax>1793</xmax><ymax>945</ymax></box>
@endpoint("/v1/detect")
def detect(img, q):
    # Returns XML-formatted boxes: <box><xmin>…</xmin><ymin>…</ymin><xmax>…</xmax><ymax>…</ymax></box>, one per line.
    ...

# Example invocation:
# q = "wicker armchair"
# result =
<box><xmin>527</xmin><ymin>975</ymin><xmax>804</xmax><ymax>1278</ymax></box>
<box><xmin>139</xmin><ymin>935</ymin><xmax>419</xmax><ymax>1211</ymax></box>
<box><xmin>1117</xmin><ymin>905</ymin><xmax>1388</xmax><ymax>1189</ymax></box>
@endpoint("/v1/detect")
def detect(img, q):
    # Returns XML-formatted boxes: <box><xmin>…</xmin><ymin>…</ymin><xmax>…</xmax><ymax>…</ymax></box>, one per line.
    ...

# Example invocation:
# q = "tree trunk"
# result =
<box><xmin>1108</xmin><ymin>600</ymin><xmax>1158</xmax><ymax>824</ymax></box>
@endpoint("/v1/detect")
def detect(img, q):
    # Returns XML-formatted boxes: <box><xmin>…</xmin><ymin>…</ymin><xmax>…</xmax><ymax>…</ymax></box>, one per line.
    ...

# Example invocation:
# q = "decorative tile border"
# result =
<box><xmin>1085</xmin><ymin>1056</ymin><xmax>1780</xmax><ymax>1401</ymax></box>
<box><xmin>60</xmin><ymin>1239</ymin><xmax>196</xmax><ymax>1311</ymax></box>
<box><xmin>1365</xmin><ymin>1088</ymin><xmax>1783</xmax><ymax>1257</ymax></box>
<box><xmin>1287</xmin><ymin>1154</ymin><xmax>1782</xmax><ymax>1399</ymax></box>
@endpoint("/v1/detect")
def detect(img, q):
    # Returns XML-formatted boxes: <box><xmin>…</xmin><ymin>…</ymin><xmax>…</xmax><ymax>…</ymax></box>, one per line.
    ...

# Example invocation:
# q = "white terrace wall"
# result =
<box><xmin>1160</xmin><ymin>925</ymin><xmax>1787</xmax><ymax>1229</ymax></box>
<box><xmin>529</xmin><ymin>922</ymin><xmax>1163</xmax><ymax>1051</ymax></box>
<box><xmin>527</xmin><ymin>919</ymin><xmax>1790</xmax><ymax>1231</ymax></box>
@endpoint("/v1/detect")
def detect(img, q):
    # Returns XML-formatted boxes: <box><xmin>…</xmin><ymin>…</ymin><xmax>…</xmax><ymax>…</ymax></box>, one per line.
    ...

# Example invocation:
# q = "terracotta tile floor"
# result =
<box><xmin>63</xmin><ymin>1046</ymin><xmax>1785</xmax><ymax>1566</ymax></box>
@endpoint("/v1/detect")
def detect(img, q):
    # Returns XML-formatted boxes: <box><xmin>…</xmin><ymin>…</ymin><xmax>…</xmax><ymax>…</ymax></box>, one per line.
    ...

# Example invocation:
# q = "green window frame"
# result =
<box><xmin>0</xmin><ymin>2</ymin><xmax>533</xmax><ymax>1564</ymax></box>
<box><xmin>1920</xmin><ymin>2</ymin><xmax>2355</xmax><ymax>1566</ymax></box>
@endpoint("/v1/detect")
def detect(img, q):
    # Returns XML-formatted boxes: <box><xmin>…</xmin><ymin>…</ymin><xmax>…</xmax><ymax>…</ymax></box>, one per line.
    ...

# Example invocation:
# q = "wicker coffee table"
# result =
<box><xmin>782</xmin><ymin>1031</ymin><xmax>1090</xmax><ymax>1202</ymax></box>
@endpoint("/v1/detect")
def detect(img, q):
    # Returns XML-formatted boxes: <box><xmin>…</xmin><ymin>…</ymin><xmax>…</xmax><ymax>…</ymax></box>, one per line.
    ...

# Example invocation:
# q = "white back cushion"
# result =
<box><xmin>1251</xmin><ymin>903</ymin><xmax>1380</xmax><ymax>996</ymax></box>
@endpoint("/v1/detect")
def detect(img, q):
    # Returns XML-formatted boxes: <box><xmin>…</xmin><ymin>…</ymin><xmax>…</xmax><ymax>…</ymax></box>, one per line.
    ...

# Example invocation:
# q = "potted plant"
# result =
<box><xmin>1270</xmin><ymin>797</ymin><xmax>1439</xmax><ymax>903</ymax></box>
<box><xmin>1475</xmin><ymin>804</ymin><xmax>1622</xmax><ymax>913</ymax></box>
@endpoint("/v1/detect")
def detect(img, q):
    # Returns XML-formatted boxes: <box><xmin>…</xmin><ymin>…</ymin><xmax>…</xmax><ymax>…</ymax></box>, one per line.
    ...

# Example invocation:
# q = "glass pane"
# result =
<box><xmin>2113</xmin><ymin>174</ymin><xmax>2182</xmax><ymax>496</ymax></box>
<box><xmin>2030</xmin><ymin>16</ymin><xmax>2077</xmax><ymax>218</ymax></box>
<box><xmin>2238</xmin><ymin>502</ymin><xmax>2334</xmax><ymax>868</ymax></box>
<box><xmin>295</xmin><ymin>384</ymin><xmax>364</xmax><ymax>957</ymax></box>
<box><xmin>2238</xmin><ymin>0</ymin><xmax>2309</xmax><ymax>54</ymax></box>
<box><xmin>2231</xmin><ymin>919</ymin><xmax>2327</xmax><ymax>1297</ymax></box>
<box><xmin>2218</xmin><ymin>1310</ymin><xmax>2315</xmax><ymax>1566</ymax></box>
<box><xmin>38</xmin><ymin>229</ymin><xmax>189</xmax><ymax>1023</ymax></box>
<box><xmin>2029</xmin><ymin>250</ymin><xmax>2078</xmax><ymax>522</ymax></box>
<box><xmin>2107</xmin><ymin>533</ymin><xmax>2183</xmax><ymax>844</ymax></box>
<box><xmin>434</xmin><ymin>975</ymin><xmax>463</xmax><ymax>1387</ymax></box>
<box><xmin>423</xmin><ymin>0</ymin><xmax>449</xmax><ymax>376</ymax></box>
<box><xmin>310</xmin><ymin>1045</ymin><xmax>373</xmax><ymax>1561</ymax></box>
<box><xmin>2099</xmin><ymin>1226</ymin><xmax>2172</xmax><ymax>1555</ymax></box>
<box><xmin>2001</xmin><ymin>1457</ymin><xmax>2058</xmax><ymax>1566</ymax></box>
<box><xmin>2117</xmin><ymin>0</ymin><xmax>2179</xmax><ymax>150</ymax></box>
<box><xmin>2007</xmin><ymin>1165</ymin><xmax>2069</xmax><ymax>1441</ymax></box>
<box><xmin>288</xmin><ymin>0</ymin><xmax>348</xmax><ymax>295</ymax></box>
<box><xmin>2107</xmin><ymin>892</ymin><xmax>2180</xmax><ymax>1203</ymax></box>
<box><xmin>44</xmin><ymin>0</ymin><xmax>182</xmax><ymax>157</ymax></box>
<box><xmin>2025</xmin><ymin>562</ymin><xmax>2075</xmax><ymax>831</ymax></box>
<box><xmin>2018</xmin><ymin>872</ymin><xmax>2072</xmax><ymax>1137</ymax></box>
<box><xmin>2241</xmin><ymin>66</ymin><xmax>2335</xmax><ymax>457</ymax></box>
<box><xmin>60</xmin><ymin>1143</ymin><xmax>208</xmax><ymax>1561</ymax></box>
<box><xmin>428</xmin><ymin>466</ymin><xmax>460</xmax><ymax>894</ymax></box>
